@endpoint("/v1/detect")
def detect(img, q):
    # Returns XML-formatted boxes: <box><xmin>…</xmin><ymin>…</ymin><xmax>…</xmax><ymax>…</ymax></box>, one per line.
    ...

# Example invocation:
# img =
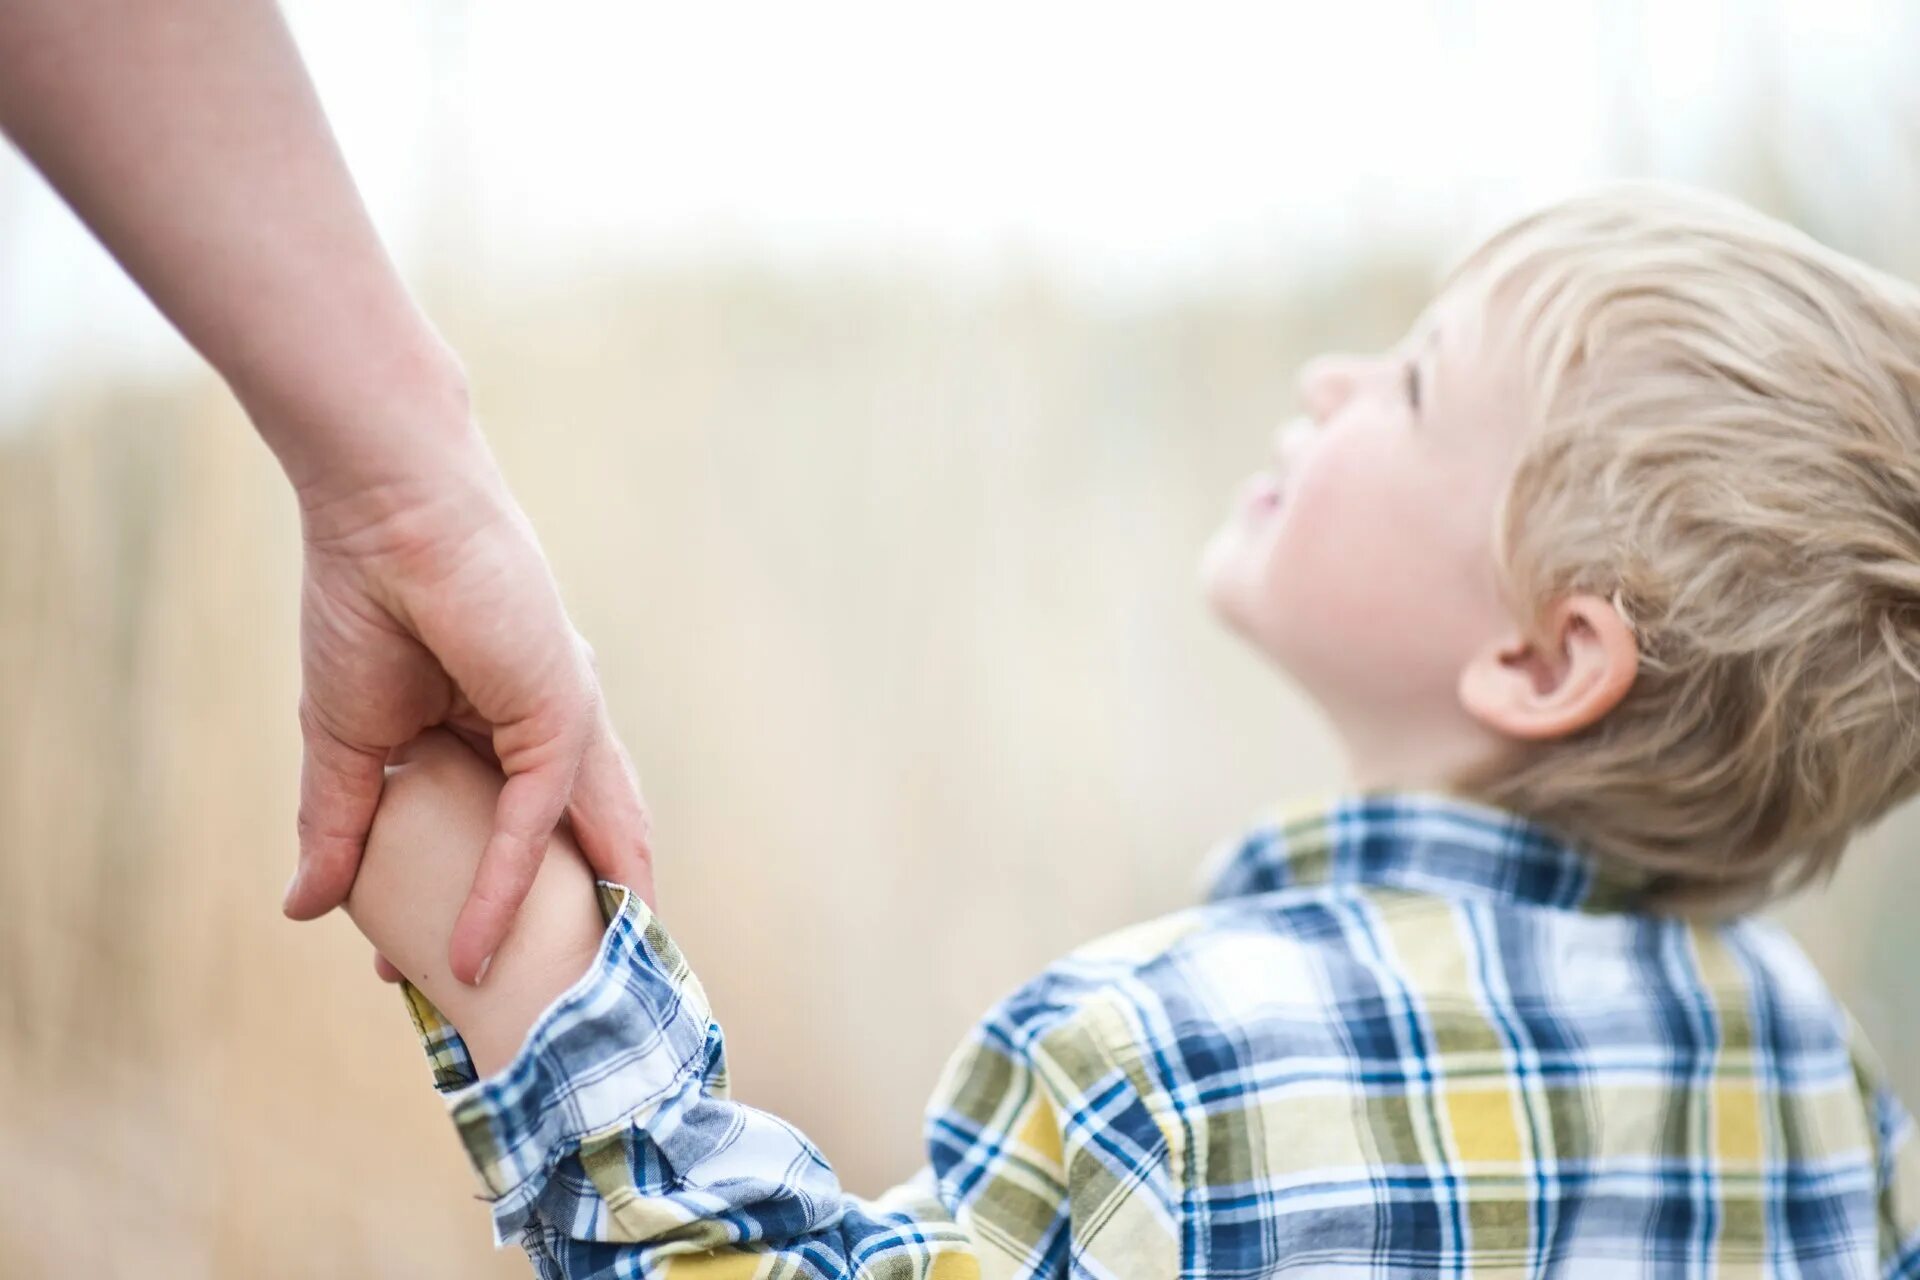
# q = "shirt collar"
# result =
<box><xmin>1203</xmin><ymin>789</ymin><xmax>1657</xmax><ymax>914</ymax></box>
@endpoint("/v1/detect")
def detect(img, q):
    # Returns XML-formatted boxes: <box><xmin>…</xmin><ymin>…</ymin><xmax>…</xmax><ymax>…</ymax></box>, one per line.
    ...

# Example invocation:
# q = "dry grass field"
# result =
<box><xmin>4</xmin><ymin>257</ymin><xmax>1918</xmax><ymax>1274</ymax></box>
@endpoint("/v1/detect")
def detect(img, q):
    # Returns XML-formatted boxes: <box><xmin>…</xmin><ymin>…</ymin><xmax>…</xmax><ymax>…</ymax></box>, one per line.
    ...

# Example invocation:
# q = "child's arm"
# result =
<box><xmin>346</xmin><ymin>730</ymin><xmax>607</xmax><ymax>1078</ymax></box>
<box><xmin>345</xmin><ymin>730</ymin><xmax>1178</xmax><ymax>1279</ymax></box>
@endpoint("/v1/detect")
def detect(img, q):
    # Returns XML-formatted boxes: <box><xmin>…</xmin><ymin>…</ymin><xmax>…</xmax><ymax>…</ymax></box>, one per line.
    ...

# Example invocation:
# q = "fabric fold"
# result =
<box><xmin>404</xmin><ymin>883</ymin><xmax>721</xmax><ymax>1243</ymax></box>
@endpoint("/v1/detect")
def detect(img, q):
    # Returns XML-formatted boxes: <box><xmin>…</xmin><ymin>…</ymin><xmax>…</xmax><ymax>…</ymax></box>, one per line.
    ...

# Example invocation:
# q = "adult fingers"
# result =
<box><xmin>566</xmin><ymin>718</ymin><xmax>657</xmax><ymax>909</ymax></box>
<box><xmin>373</xmin><ymin>952</ymin><xmax>405</xmax><ymax>983</ymax></box>
<box><xmin>442</xmin><ymin>717</ymin><xmax>501</xmax><ymax>768</ymax></box>
<box><xmin>288</xmin><ymin>704</ymin><xmax>387</xmax><ymax>920</ymax></box>
<box><xmin>446</xmin><ymin>751</ymin><xmax>577</xmax><ymax>984</ymax></box>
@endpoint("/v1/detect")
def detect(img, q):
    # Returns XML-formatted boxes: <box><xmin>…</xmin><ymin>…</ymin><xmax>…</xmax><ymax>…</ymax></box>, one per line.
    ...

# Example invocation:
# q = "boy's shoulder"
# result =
<box><xmin>945</xmin><ymin>874</ymin><xmax>1443</xmax><ymax>1104</ymax></box>
<box><xmin>951</xmin><ymin>856</ymin><xmax>1865</xmax><ymax>1114</ymax></box>
<box><xmin>922</xmin><ymin>802</ymin><xmax>1911</xmax><ymax>1272</ymax></box>
<box><xmin>948</xmin><ymin>794</ymin><xmax>1877</xmax><ymax>1105</ymax></box>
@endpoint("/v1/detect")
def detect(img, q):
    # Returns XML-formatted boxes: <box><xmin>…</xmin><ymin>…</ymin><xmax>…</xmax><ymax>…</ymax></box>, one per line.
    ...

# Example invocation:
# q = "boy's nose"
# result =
<box><xmin>1297</xmin><ymin>354</ymin><xmax>1363</xmax><ymax>423</ymax></box>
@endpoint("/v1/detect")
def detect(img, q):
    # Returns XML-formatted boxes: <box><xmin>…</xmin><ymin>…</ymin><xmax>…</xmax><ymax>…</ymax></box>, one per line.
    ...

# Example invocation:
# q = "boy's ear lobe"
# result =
<box><xmin>1457</xmin><ymin>594</ymin><xmax>1638</xmax><ymax>741</ymax></box>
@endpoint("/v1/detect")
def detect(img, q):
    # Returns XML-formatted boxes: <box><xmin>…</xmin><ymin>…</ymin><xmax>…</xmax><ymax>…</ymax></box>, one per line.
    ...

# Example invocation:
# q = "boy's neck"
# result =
<box><xmin>1335</xmin><ymin>705</ymin><xmax>1511</xmax><ymax>794</ymax></box>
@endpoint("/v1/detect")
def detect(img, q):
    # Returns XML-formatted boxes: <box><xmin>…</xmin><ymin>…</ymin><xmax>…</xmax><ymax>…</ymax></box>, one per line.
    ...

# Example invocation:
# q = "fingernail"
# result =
<box><xmin>474</xmin><ymin>953</ymin><xmax>492</xmax><ymax>986</ymax></box>
<box><xmin>281</xmin><ymin>868</ymin><xmax>304</xmax><ymax>911</ymax></box>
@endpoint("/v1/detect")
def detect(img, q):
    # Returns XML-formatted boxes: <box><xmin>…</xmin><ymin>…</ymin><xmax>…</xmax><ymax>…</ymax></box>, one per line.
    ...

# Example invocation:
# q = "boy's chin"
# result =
<box><xmin>1198</xmin><ymin>534</ymin><xmax>1273</xmax><ymax>628</ymax></box>
<box><xmin>1196</xmin><ymin>530</ymin><xmax>1253</xmax><ymax>615</ymax></box>
<box><xmin>1198</xmin><ymin>568</ymin><xmax>1281</xmax><ymax>663</ymax></box>
<box><xmin>1198</xmin><ymin>561</ymin><xmax>1326</xmax><ymax>690</ymax></box>
<box><xmin>1196</xmin><ymin>554</ymin><xmax>1246</xmax><ymax>634</ymax></box>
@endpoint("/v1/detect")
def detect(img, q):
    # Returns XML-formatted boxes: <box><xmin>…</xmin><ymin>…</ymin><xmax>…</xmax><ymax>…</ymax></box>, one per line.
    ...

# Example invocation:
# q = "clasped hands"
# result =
<box><xmin>283</xmin><ymin>407</ymin><xmax>654</xmax><ymax>987</ymax></box>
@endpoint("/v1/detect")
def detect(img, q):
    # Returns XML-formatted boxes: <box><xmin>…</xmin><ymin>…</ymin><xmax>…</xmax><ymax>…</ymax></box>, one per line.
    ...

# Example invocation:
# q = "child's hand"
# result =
<box><xmin>285</xmin><ymin>443</ymin><xmax>655</xmax><ymax>987</ymax></box>
<box><xmin>347</xmin><ymin>730</ymin><xmax>610</xmax><ymax>1076</ymax></box>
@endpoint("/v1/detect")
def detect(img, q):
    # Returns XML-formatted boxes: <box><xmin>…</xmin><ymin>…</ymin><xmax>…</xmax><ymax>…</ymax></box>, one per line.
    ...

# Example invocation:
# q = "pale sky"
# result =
<box><xmin>0</xmin><ymin>0</ymin><xmax>1912</xmax><ymax>428</ymax></box>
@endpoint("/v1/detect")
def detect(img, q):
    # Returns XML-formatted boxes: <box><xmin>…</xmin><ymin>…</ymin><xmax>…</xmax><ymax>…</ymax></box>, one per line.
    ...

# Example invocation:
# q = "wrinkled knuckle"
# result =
<box><xmin>550</xmin><ymin>690</ymin><xmax>599</xmax><ymax>755</ymax></box>
<box><xmin>294</xmin><ymin>811</ymin><xmax>359</xmax><ymax>879</ymax></box>
<box><xmin>298</xmin><ymin>695</ymin><xmax>359</xmax><ymax>757</ymax></box>
<box><xmin>294</xmin><ymin>803</ymin><xmax>325</xmax><ymax>847</ymax></box>
<box><xmin>297</xmin><ymin>695</ymin><xmax>328</xmax><ymax>742</ymax></box>
<box><xmin>296</xmin><ymin>793</ymin><xmax>348</xmax><ymax>843</ymax></box>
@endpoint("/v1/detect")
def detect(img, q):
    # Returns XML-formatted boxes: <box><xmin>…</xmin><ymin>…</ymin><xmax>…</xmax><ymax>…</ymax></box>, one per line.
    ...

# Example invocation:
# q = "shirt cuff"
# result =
<box><xmin>400</xmin><ymin>881</ymin><xmax>719</xmax><ymax>1244</ymax></box>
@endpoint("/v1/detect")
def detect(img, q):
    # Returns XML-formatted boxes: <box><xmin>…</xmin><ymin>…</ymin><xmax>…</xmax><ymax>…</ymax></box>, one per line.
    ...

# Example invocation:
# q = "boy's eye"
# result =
<box><xmin>1404</xmin><ymin>359</ymin><xmax>1422</xmax><ymax>412</ymax></box>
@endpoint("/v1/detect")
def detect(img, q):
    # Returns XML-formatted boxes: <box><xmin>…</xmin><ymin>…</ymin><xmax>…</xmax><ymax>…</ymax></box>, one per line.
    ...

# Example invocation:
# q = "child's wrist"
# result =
<box><xmin>402</xmin><ymin>832</ymin><xmax>606</xmax><ymax>1079</ymax></box>
<box><xmin>343</xmin><ymin>730</ymin><xmax>616</xmax><ymax>1079</ymax></box>
<box><xmin>452</xmin><ymin>937</ymin><xmax>602</xmax><ymax>1080</ymax></box>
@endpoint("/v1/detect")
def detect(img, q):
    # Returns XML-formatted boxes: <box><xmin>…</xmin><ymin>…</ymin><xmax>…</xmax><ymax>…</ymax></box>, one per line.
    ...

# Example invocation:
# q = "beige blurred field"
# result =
<box><xmin>5</xmin><ymin>243</ymin><xmax>1920</xmax><ymax>1275</ymax></box>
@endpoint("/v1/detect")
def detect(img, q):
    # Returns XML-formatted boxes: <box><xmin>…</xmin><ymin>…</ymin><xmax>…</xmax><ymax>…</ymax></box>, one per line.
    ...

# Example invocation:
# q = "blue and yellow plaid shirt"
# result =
<box><xmin>403</xmin><ymin>791</ymin><xmax>1920</xmax><ymax>1278</ymax></box>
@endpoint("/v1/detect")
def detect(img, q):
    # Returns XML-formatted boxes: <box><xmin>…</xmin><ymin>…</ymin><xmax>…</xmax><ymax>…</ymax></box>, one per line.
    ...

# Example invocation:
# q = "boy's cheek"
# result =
<box><xmin>1252</xmin><ymin>511</ymin><xmax>1428</xmax><ymax>675</ymax></box>
<box><xmin>1205</xmin><ymin>463</ymin><xmax>1426</xmax><ymax>674</ymax></box>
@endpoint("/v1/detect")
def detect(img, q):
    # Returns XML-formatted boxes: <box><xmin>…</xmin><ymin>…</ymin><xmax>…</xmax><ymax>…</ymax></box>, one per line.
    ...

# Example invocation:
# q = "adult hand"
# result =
<box><xmin>285</xmin><ymin>424</ymin><xmax>655</xmax><ymax>985</ymax></box>
<box><xmin>0</xmin><ymin>0</ymin><xmax>654</xmax><ymax>985</ymax></box>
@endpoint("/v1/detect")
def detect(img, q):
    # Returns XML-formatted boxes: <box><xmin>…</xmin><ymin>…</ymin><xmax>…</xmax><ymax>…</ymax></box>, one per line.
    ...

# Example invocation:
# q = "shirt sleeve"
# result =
<box><xmin>1845</xmin><ymin>1023</ymin><xmax>1920</xmax><ymax>1279</ymax></box>
<box><xmin>398</xmin><ymin>884</ymin><xmax>1180</xmax><ymax>1280</ymax></box>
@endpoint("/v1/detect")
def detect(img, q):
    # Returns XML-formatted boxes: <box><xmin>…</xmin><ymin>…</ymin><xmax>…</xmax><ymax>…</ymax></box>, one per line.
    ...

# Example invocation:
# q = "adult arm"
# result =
<box><xmin>0</xmin><ymin>0</ymin><xmax>654</xmax><ymax>981</ymax></box>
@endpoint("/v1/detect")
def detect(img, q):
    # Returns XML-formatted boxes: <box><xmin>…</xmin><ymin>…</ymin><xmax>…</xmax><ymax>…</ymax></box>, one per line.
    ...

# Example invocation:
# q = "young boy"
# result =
<box><xmin>345</xmin><ymin>184</ymin><xmax>1920</xmax><ymax>1278</ymax></box>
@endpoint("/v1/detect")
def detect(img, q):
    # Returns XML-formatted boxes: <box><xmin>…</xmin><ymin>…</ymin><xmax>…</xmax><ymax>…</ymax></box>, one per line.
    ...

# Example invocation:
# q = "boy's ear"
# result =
<box><xmin>1457</xmin><ymin>594</ymin><xmax>1638</xmax><ymax>741</ymax></box>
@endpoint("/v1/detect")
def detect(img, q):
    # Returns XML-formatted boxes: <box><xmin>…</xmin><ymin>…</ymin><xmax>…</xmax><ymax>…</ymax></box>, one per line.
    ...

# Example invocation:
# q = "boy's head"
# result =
<box><xmin>1201</xmin><ymin>182</ymin><xmax>1920</xmax><ymax>912</ymax></box>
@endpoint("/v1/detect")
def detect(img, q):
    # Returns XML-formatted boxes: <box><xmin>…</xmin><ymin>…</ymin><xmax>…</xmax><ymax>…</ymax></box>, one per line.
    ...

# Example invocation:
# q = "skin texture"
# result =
<box><xmin>0</xmin><ymin>0</ymin><xmax>1634</xmax><ymax>1056</ymax></box>
<box><xmin>347</xmin><ymin>731</ymin><xmax>608</xmax><ymax>1079</ymax></box>
<box><xmin>0</xmin><ymin>0</ymin><xmax>655</xmax><ymax>983</ymax></box>
<box><xmin>347</xmin><ymin>283</ymin><xmax>1643</xmax><ymax>1080</ymax></box>
<box><xmin>1199</xmin><ymin>284</ymin><xmax>1639</xmax><ymax>787</ymax></box>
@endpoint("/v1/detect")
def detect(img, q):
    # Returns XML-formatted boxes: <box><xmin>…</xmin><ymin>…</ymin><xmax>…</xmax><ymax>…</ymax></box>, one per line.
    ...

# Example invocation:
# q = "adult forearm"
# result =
<box><xmin>0</xmin><ymin>1</ymin><xmax>658</xmax><ymax>986</ymax></box>
<box><xmin>0</xmin><ymin>0</ymin><xmax>468</xmax><ymax>492</ymax></box>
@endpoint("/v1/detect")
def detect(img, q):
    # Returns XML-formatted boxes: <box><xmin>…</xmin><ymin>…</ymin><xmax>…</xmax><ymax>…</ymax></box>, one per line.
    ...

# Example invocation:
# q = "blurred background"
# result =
<box><xmin>3</xmin><ymin>1</ymin><xmax>1918</xmax><ymax>1273</ymax></box>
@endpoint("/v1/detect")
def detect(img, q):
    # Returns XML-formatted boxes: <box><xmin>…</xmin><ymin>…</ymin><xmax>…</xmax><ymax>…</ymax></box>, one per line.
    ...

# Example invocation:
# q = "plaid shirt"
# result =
<box><xmin>403</xmin><ymin>791</ymin><xmax>1920</xmax><ymax>1278</ymax></box>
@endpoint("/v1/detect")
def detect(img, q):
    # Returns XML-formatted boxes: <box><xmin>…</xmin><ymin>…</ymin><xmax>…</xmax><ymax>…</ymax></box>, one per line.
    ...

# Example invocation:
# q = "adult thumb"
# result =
<box><xmin>288</xmin><ymin>708</ymin><xmax>387</xmax><ymax>919</ymax></box>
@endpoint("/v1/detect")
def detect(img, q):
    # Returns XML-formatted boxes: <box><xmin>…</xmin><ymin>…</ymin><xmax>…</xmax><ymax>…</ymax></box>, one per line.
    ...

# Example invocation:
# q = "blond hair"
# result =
<box><xmin>1445</xmin><ymin>183</ymin><xmax>1920</xmax><ymax>913</ymax></box>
